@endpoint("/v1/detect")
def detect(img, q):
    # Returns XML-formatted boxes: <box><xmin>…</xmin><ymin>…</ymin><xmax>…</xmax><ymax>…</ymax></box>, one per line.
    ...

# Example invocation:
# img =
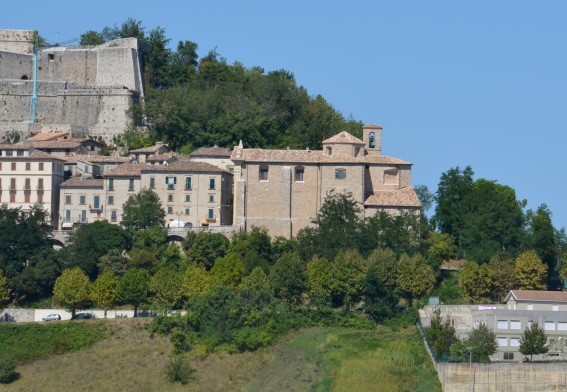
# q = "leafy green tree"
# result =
<box><xmin>269</xmin><ymin>252</ymin><xmax>307</xmax><ymax>306</ymax></box>
<box><xmin>121</xmin><ymin>189</ymin><xmax>166</xmax><ymax>231</ymax></box>
<box><xmin>79</xmin><ymin>30</ymin><xmax>105</xmax><ymax>45</ymax></box>
<box><xmin>160</xmin><ymin>243</ymin><xmax>184</xmax><ymax>270</ymax></box>
<box><xmin>360</xmin><ymin>211</ymin><xmax>422</xmax><ymax>257</ymax></box>
<box><xmin>210</xmin><ymin>253</ymin><xmax>246</xmax><ymax>289</ymax></box>
<box><xmin>396</xmin><ymin>253</ymin><xmax>435</xmax><ymax>306</ymax></box>
<box><xmin>53</xmin><ymin>268</ymin><xmax>91</xmax><ymax>318</ymax></box>
<box><xmin>98</xmin><ymin>249</ymin><xmax>129</xmax><ymax>278</ymax></box>
<box><xmin>526</xmin><ymin>204</ymin><xmax>558</xmax><ymax>286</ymax></box>
<box><xmin>129</xmin><ymin>249</ymin><xmax>159</xmax><ymax>272</ymax></box>
<box><xmin>182</xmin><ymin>263</ymin><xmax>211</xmax><ymax>298</ymax></box>
<box><xmin>463</xmin><ymin>323</ymin><xmax>498</xmax><ymax>362</ymax></box>
<box><xmin>487</xmin><ymin>254</ymin><xmax>516</xmax><ymax>302</ymax></box>
<box><xmin>91</xmin><ymin>269</ymin><xmax>119</xmax><ymax>318</ymax></box>
<box><xmin>515</xmin><ymin>250</ymin><xmax>548</xmax><ymax>290</ymax></box>
<box><xmin>432</xmin><ymin>166</ymin><xmax>475</xmax><ymax>240</ymax></box>
<box><xmin>10</xmin><ymin>248</ymin><xmax>62</xmax><ymax>303</ymax></box>
<box><xmin>150</xmin><ymin>269</ymin><xmax>183</xmax><ymax>310</ymax></box>
<box><xmin>0</xmin><ymin>269</ymin><xmax>10</xmax><ymax>311</ymax></box>
<box><xmin>426</xmin><ymin>232</ymin><xmax>456</xmax><ymax>268</ymax></box>
<box><xmin>186</xmin><ymin>232</ymin><xmax>230</xmax><ymax>270</ymax></box>
<box><xmin>366</xmin><ymin>248</ymin><xmax>398</xmax><ymax>290</ymax></box>
<box><xmin>230</xmin><ymin>227</ymin><xmax>273</xmax><ymax>273</ymax></box>
<box><xmin>458</xmin><ymin>261</ymin><xmax>493</xmax><ymax>303</ymax></box>
<box><xmin>239</xmin><ymin>267</ymin><xmax>270</xmax><ymax>295</ymax></box>
<box><xmin>117</xmin><ymin>269</ymin><xmax>150</xmax><ymax>317</ymax></box>
<box><xmin>309</xmin><ymin>251</ymin><xmax>367</xmax><ymax>311</ymax></box>
<box><xmin>519</xmin><ymin>321</ymin><xmax>549</xmax><ymax>361</ymax></box>
<box><xmin>297</xmin><ymin>192</ymin><xmax>362</xmax><ymax>261</ymax></box>
<box><xmin>426</xmin><ymin>308</ymin><xmax>458</xmax><ymax>360</ymax></box>
<box><xmin>63</xmin><ymin>220</ymin><xmax>129</xmax><ymax>279</ymax></box>
<box><xmin>459</xmin><ymin>179</ymin><xmax>526</xmax><ymax>263</ymax></box>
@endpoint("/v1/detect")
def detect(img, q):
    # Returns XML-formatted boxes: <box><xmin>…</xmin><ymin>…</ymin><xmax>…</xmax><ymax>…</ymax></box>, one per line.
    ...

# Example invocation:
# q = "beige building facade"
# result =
<box><xmin>231</xmin><ymin>124</ymin><xmax>421</xmax><ymax>238</ymax></box>
<box><xmin>0</xmin><ymin>144</ymin><xmax>65</xmax><ymax>226</ymax></box>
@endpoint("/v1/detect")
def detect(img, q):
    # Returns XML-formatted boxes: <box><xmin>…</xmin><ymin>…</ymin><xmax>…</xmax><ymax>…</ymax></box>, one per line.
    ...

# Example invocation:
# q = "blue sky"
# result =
<box><xmin>4</xmin><ymin>1</ymin><xmax>567</xmax><ymax>228</ymax></box>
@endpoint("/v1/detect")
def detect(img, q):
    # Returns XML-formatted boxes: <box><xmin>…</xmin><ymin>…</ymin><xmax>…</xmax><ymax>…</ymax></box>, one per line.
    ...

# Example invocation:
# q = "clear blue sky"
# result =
<box><xmin>4</xmin><ymin>1</ymin><xmax>567</xmax><ymax>228</ymax></box>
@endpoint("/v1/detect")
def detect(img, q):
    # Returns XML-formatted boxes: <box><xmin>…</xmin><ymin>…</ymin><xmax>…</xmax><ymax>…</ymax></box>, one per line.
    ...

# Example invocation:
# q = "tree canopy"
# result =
<box><xmin>121</xmin><ymin>189</ymin><xmax>166</xmax><ymax>231</ymax></box>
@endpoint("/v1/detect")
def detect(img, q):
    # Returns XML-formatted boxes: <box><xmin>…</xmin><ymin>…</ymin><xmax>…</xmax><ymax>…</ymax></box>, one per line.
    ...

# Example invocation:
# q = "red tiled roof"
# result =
<box><xmin>60</xmin><ymin>178</ymin><xmax>104</xmax><ymax>188</ymax></box>
<box><xmin>506</xmin><ymin>290</ymin><xmax>567</xmax><ymax>303</ymax></box>
<box><xmin>322</xmin><ymin>131</ymin><xmax>364</xmax><ymax>145</ymax></box>
<box><xmin>27</xmin><ymin>132</ymin><xmax>70</xmax><ymax>141</ymax></box>
<box><xmin>190</xmin><ymin>146</ymin><xmax>232</xmax><ymax>158</ymax></box>
<box><xmin>105</xmin><ymin>163</ymin><xmax>143</xmax><ymax>177</ymax></box>
<box><xmin>364</xmin><ymin>188</ymin><xmax>422</xmax><ymax>208</ymax></box>
<box><xmin>141</xmin><ymin>161</ymin><xmax>226</xmax><ymax>173</ymax></box>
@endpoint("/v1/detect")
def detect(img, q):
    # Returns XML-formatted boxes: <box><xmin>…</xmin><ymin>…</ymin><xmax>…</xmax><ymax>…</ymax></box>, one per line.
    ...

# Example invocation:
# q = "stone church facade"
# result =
<box><xmin>231</xmin><ymin>124</ymin><xmax>421</xmax><ymax>238</ymax></box>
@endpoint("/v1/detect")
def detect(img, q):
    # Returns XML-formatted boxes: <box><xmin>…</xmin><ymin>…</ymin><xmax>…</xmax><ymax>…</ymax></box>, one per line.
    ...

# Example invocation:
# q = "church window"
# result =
<box><xmin>259</xmin><ymin>166</ymin><xmax>269</xmax><ymax>181</ymax></box>
<box><xmin>369</xmin><ymin>132</ymin><xmax>376</xmax><ymax>148</ymax></box>
<box><xmin>295</xmin><ymin>166</ymin><xmax>304</xmax><ymax>182</ymax></box>
<box><xmin>335</xmin><ymin>169</ymin><xmax>346</xmax><ymax>180</ymax></box>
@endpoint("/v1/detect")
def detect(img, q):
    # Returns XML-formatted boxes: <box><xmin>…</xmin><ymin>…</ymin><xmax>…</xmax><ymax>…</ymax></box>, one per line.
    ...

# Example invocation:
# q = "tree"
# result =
<box><xmin>98</xmin><ymin>249</ymin><xmax>129</xmax><ymax>278</ymax></box>
<box><xmin>458</xmin><ymin>261</ymin><xmax>493</xmax><ymax>303</ymax></box>
<box><xmin>121</xmin><ymin>189</ymin><xmax>166</xmax><ymax>231</ymax></box>
<box><xmin>396</xmin><ymin>253</ymin><xmax>435</xmax><ymax>306</ymax></box>
<box><xmin>91</xmin><ymin>269</ymin><xmax>119</xmax><ymax>318</ymax></box>
<box><xmin>519</xmin><ymin>321</ymin><xmax>549</xmax><ymax>362</ymax></box>
<box><xmin>463</xmin><ymin>323</ymin><xmax>498</xmax><ymax>362</ymax></box>
<box><xmin>0</xmin><ymin>269</ymin><xmax>10</xmax><ymax>311</ymax></box>
<box><xmin>366</xmin><ymin>248</ymin><xmax>398</xmax><ymax>290</ymax></box>
<box><xmin>487</xmin><ymin>254</ymin><xmax>516</xmax><ymax>302</ymax></box>
<box><xmin>117</xmin><ymin>269</ymin><xmax>150</xmax><ymax>317</ymax></box>
<box><xmin>360</xmin><ymin>211</ymin><xmax>422</xmax><ymax>257</ymax></box>
<box><xmin>53</xmin><ymin>268</ymin><xmax>91</xmax><ymax>318</ymax></box>
<box><xmin>515</xmin><ymin>250</ymin><xmax>548</xmax><ymax>290</ymax></box>
<box><xmin>432</xmin><ymin>166</ymin><xmax>475</xmax><ymax>240</ymax></box>
<box><xmin>63</xmin><ymin>220</ymin><xmax>130</xmax><ymax>279</ymax></box>
<box><xmin>150</xmin><ymin>269</ymin><xmax>183</xmax><ymax>310</ymax></box>
<box><xmin>182</xmin><ymin>263</ymin><xmax>211</xmax><ymax>298</ymax></box>
<box><xmin>186</xmin><ymin>232</ymin><xmax>229</xmax><ymax>270</ymax></box>
<box><xmin>229</xmin><ymin>227</ymin><xmax>273</xmax><ymax>273</ymax></box>
<box><xmin>210</xmin><ymin>253</ymin><xmax>245</xmax><ymax>289</ymax></box>
<box><xmin>79</xmin><ymin>30</ymin><xmax>105</xmax><ymax>45</ymax></box>
<box><xmin>297</xmin><ymin>192</ymin><xmax>363</xmax><ymax>261</ymax></box>
<box><xmin>269</xmin><ymin>252</ymin><xmax>307</xmax><ymax>306</ymax></box>
<box><xmin>527</xmin><ymin>204</ymin><xmax>558</xmax><ymax>287</ymax></box>
<box><xmin>426</xmin><ymin>308</ymin><xmax>458</xmax><ymax>360</ymax></box>
<box><xmin>426</xmin><ymin>232</ymin><xmax>456</xmax><ymax>268</ymax></box>
<box><xmin>239</xmin><ymin>267</ymin><xmax>270</xmax><ymax>295</ymax></box>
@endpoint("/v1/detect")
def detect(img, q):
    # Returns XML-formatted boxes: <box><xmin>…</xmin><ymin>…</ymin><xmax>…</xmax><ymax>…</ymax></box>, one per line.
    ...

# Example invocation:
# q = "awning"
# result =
<box><xmin>61</xmin><ymin>222</ymin><xmax>74</xmax><ymax>229</ymax></box>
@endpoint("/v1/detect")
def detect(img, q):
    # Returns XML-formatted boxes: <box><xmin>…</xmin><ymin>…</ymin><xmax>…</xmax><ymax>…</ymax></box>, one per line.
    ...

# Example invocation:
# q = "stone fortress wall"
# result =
<box><xmin>0</xmin><ymin>30</ymin><xmax>146</xmax><ymax>141</ymax></box>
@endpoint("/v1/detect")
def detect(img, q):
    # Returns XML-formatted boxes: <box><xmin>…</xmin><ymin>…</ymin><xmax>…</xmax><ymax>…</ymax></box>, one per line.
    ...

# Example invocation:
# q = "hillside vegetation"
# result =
<box><xmin>0</xmin><ymin>319</ymin><xmax>440</xmax><ymax>392</ymax></box>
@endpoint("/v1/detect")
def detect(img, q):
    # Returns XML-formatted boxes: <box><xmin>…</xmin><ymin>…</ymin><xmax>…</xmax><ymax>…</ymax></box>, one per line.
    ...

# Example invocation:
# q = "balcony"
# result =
<box><xmin>89</xmin><ymin>204</ymin><xmax>103</xmax><ymax>212</ymax></box>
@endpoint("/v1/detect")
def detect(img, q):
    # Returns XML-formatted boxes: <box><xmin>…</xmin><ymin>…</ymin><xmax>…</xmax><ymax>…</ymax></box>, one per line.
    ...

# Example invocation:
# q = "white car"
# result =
<box><xmin>42</xmin><ymin>314</ymin><xmax>61</xmax><ymax>321</ymax></box>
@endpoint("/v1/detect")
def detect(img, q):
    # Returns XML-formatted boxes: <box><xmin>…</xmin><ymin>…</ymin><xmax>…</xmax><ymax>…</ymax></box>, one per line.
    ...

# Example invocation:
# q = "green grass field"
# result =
<box><xmin>0</xmin><ymin>320</ymin><xmax>440</xmax><ymax>391</ymax></box>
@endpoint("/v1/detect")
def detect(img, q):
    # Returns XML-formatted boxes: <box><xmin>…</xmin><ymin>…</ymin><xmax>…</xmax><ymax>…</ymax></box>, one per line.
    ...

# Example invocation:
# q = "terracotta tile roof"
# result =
<box><xmin>190</xmin><ymin>146</ymin><xmax>232</xmax><ymax>158</ymax></box>
<box><xmin>364</xmin><ymin>188</ymin><xmax>422</xmax><ymax>208</ymax></box>
<box><xmin>27</xmin><ymin>132</ymin><xmax>70</xmax><ymax>141</ymax></box>
<box><xmin>506</xmin><ymin>290</ymin><xmax>567</xmax><ymax>303</ymax></box>
<box><xmin>105</xmin><ymin>163</ymin><xmax>143</xmax><ymax>177</ymax></box>
<box><xmin>29</xmin><ymin>150</ymin><xmax>66</xmax><ymax>160</ymax></box>
<box><xmin>30</xmin><ymin>140</ymin><xmax>83</xmax><ymax>149</ymax></box>
<box><xmin>0</xmin><ymin>144</ymin><xmax>30</xmax><ymax>150</ymax></box>
<box><xmin>62</xmin><ymin>155</ymin><xmax>90</xmax><ymax>164</ymax></box>
<box><xmin>322</xmin><ymin>131</ymin><xmax>364</xmax><ymax>145</ymax></box>
<box><xmin>87</xmin><ymin>156</ymin><xmax>131</xmax><ymax>164</ymax></box>
<box><xmin>147</xmin><ymin>152</ymin><xmax>178</xmax><ymax>162</ymax></box>
<box><xmin>141</xmin><ymin>161</ymin><xmax>226</xmax><ymax>173</ymax></box>
<box><xmin>130</xmin><ymin>143</ymin><xmax>169</xmax><ymax>153</ymax></box>
<box><xmin>60</xmin><ymin>178</ymin><xmax>104</xmax><ymax>188</ymax></box>
<box><xmin>231</xmin><ymin>148</ymin><xmax>411</xmax><ymax>165</ymax></box>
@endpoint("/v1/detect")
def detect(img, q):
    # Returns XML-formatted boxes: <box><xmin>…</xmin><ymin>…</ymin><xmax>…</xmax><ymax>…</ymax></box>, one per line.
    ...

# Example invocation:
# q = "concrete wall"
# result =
<box><xmin>436</xmin><ymin>363</ymin><xmax>567</xmax><ymax>392</ymax></box>
<box><xmin>0</xmin><ymin>30</ymin><xmax>34</xmax><ymax>54</ymax></box>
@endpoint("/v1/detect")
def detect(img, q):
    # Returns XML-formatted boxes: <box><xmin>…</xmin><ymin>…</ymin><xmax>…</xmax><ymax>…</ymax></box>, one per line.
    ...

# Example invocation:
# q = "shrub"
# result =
<box><xmin>166</xmin><ymin>356</ymin><xmax>194</xmax><ymax>384</ymax></box>
<box><xmin>0</xmin><ymin>357</ymin><xmax>19</xmax><ymax>384</ymax></box>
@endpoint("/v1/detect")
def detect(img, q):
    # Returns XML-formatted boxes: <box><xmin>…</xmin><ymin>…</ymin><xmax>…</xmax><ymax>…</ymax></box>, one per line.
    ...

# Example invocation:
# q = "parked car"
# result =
<box><xmin>42</xmin><ymin>314</ymin><xmax>61</xmax><ymax>321</ymax></box>
<box><xmin>72</xmin><ymin>313</ymin><xmax>94</xmax><ymax>320</ymax></box>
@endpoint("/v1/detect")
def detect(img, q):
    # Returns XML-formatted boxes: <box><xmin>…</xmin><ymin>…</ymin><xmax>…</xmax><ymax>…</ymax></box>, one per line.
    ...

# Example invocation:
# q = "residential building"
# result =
<box><xmin>26</xmin><ymin>138</ymin><xmax>104</xmax><ymax>157</ymax></box>
<box><xmin>0</xmin><ymin>144</ymin><xmax>65</xmax><ymax>226</ymax></box>
<box><xmin>103</xmin><ymin>163</ymin><xmax>143</xmax><ymax>224</ymax></box>
<box><xmin>130</xmin><ymin>142</ymin><xmax>171</xmax><ymax>163</ymax></box>
<box><xmin>141</xmin><ymin>161</ymin><xmax>233</xmax><ymax>227</ymax></box>
<box><xmin>231</xmin><ymin>124</ymin><xmax>421</xmax><ymax>238</ymax></box>
<box><xmin>189</xmin><ymin>146</ymin><xmax>234</xmax><ymax>172</ymax></box>
<box><xmin>471</xmin><ymin>290</ymin><xmax>567</xmax><ymax>361</ymax></box>
<box><xmin>59</xmin><ymin>178</ymin><xmax>104</xmax><ymax>227</ymax></box>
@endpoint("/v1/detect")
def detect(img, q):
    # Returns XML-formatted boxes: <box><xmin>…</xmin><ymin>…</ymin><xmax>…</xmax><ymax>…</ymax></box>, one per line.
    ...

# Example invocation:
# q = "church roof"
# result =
<box><xmin>322</xmin><ymin>131</ymin><xmax>364</xmax><ymax>145</ymax></box>
<box><xmin>231</xmin><ymin>148</ymin><xmax>411</xmax><ymax>165</ymax></box>
<box><xmin>364</xmin><ymin>188</ymin><xmax>421</xmax><ymax>208</ymax></box>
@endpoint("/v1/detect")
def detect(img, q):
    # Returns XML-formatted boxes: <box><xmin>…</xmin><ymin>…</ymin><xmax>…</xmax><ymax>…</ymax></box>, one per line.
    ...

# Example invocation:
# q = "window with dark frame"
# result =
<box><xmin>295</xmin><ymin>167</ymin><xmax>304</xmax><ymax>182</ymax></box>
<box><xmin>259</xmin><ymin>167</ymin><xmax>268</xmax><ymax>181</ymax></box>
<box><xmin>335</xmin><ymin>168</ymin><xmax>346</xmax><ymax>180</ymax></box>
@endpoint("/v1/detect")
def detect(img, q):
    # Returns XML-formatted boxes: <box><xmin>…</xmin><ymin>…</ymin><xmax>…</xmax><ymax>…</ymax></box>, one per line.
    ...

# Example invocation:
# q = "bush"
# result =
<box><xmin>0</xmin><ymin>357</ymin><xmax>19</xmax><ymax>384</ymax></box>
<box><xmin>170</xmin><ymin>328</ymin><xmax>191</xmax><ymax>354</ymax></box>
<box><xmin>166</xmin><ymin>356</ymin><xmax>194</xmax><ymax>384</ymax></box>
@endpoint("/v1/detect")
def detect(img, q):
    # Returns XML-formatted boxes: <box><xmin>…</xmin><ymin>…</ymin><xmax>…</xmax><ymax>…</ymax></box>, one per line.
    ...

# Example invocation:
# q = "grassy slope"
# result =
<box><xmin>244</xmin><ymin>326</ymin><xmax>441</xmax><ymax>392</ymax></box>
<box><xmin>0</xmin><ymin>321</ymin><xmax>440</xmax><ymax>392</ymax></box>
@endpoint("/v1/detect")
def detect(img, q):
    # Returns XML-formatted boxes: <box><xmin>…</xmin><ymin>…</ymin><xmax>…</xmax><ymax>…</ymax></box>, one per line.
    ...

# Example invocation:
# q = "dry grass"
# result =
<box><xmin>0</xmin><ymin>319</ymin><xmax>273</xmax><ymax>392</ymax></box>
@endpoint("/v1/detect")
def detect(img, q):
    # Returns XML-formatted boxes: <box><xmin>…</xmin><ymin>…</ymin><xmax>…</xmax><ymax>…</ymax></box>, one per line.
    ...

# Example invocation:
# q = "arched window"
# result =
<box><xmin>369</xmin><ymin>132</ymin><xmax>376</xmax><ymax>148</ymax></box>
